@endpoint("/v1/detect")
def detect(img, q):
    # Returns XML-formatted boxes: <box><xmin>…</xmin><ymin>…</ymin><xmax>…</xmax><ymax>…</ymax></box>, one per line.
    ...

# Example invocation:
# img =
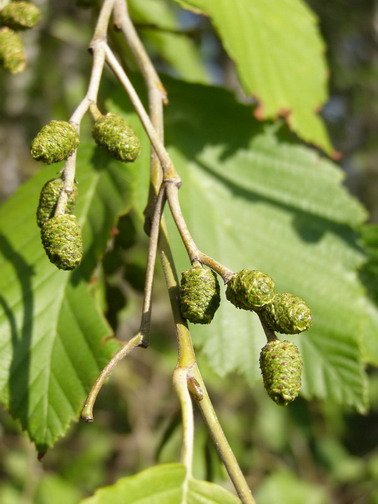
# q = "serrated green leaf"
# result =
<box><xmin>170</xmin><ymin>0</ymin><xmax>332</xmax><ymax>153</ymax></box>
<box><xmin>108</xmin><ymin>76</ymin><xmax>373</xmax><ymax>410</ymax></box>
<box><xmin>358</xmin><ymin>224</ymin><xmax>378</xmax><ymax>364</ymax></box>
<box><xmin>0</xmin><ymin>144</ymin><xmax>136</xmax><ymax>452</ymax></box>
<box><xmin>80</xmin><ymin>463</ymin><xmax>239</xmax><ymax>503</ymax></box>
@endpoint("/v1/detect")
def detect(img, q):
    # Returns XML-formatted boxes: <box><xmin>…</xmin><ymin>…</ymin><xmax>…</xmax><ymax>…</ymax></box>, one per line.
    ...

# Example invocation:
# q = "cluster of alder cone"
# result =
<box><xmin>31</xmin><ymin>100</ymin><xmax>312</xmax><ymax>409</ymax></box>
<box><xmin>0</xmin><ymin>1</ymin><xmax>41</xmax><ymax>73</ymax></box>
<box><xmin>31</xmin><ymin>113</ymin><xmax>140</xmax><ymax>269</ymax></box>
<box><xmin>180</xmin><ymin>265</ymin><xmax>312</xmax><ymax>405</ymax></box>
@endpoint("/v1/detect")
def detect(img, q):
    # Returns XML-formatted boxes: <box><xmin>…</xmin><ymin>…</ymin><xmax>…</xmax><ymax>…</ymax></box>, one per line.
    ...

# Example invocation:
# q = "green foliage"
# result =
<box><xmin>0</xmin><ymin>145</ymin><xmax>137</xmax><ymax>452</ymax></box>
<box><xmin>108</xmin><ymin>76</ymin><xmax>374</xmax><ymax>411</ymax></box>
<box><xmin>80</xmin><ymin>463</ymin><xmax>240</xmax><ymax>503</ymax></box>
<box><xmin>169</xmin><ymin>0</ymin><xmax>332</xmax><ymax>153</ymax></box>
<box><xmin>128</xmin><ymin>0</ymin><xmax>209</xmax><ymax>83</ymax></box>
<box><xmin>1</xmin><ymin>0</ymin><xmax>378</xmax><ymax>501</ymax></box>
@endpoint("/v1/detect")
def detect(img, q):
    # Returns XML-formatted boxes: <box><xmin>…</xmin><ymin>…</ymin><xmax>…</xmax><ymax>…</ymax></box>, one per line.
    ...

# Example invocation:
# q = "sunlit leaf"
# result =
<box><xmin>0</xmin><ymin>145</ymin><xmax>136</xmax><ymax>451</ymax></box>
<box><xmin>80</xmin><ymin>463</ymin><xmax>239</xmax><ymax>503</ymax></box>
<box><xmin>129</xmin><ymin>0</ymin><xmax>209</xmax><ymax>83</ymax></box>
<box><xmin>108</xmin><ymin>77</ymin><xmax>373</xmax><ymax>410</ymax></box>
<box><xmin>170</xmin><ymin>0</ymin><xmax>332</xmax><ymax>153</ymax></box>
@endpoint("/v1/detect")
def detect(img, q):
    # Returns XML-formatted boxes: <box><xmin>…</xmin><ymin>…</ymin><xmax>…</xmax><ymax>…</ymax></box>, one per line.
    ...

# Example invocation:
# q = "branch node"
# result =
<box><xmin>163</xmin><ymin>177</ymin><xmax>182</xmax><ymax>188</ymax></box>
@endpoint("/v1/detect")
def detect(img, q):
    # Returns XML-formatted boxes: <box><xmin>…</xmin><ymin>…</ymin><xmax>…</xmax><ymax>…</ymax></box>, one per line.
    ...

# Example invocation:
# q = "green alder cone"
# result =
<box><xmin>260</xmin><ymin>293</ymin><xmax>312</xmax><ymax>334</ymax></box>
<box><xmin>0</xmin><ymin>27</ymin><xmax>26</xmax><ymax>74</ymax></box>
<box><xmin>180</xmin><ymin>267</ymin><xmax>220</xmax><ymax>324</ymax></box>
<box><xmin>36</xmin><ymin>178</ymin><xmax>78</xmax><ymax>228</ymax></box>
<box><xmin>41</xmin><ymin>215</ymin><xmax>83</xmax><ymax>270</ymax></box>
<box><xmin>259</xmin><ymin>339</ymin><xmax>303</xmax><ymax>406</ymax></box>
<box><xmin>0</xmin><ymin>2</ymin><xmax>41</xmax><ymax>30</ymax></box>
<box><xmin>226</xmin><ymin>269</ymin><xmax>275</xmax><ymax>310</ymax></box>
<box><xmin>92</xmin><ymin>113</ymin><xmax>141</xmax><ymax>162</ymax></box>
<box><xmin>30</xmin><ymin>120</ymin><xmax>80</xmax><ymax>164</ymax></box>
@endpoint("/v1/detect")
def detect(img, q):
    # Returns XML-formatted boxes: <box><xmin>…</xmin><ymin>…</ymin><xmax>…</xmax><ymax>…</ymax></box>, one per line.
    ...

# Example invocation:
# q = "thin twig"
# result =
<box><xmin>113</xmin><ymin>0</ymin><xmax>167</xmax><ymax>231</ymax></box>
<box><xmin>113</xmin><ymin>0</ymin><xmax>168</xmax><ymax>104</ymax></box>
<box><xmin>192</xmin><ymin>365</ymin><xmax>257</xmax><ymax>504</ymax></box>
<box><xmin>258</xmin><ymin>314</ymin><xmax>277</xmax><ymax>342</ymax></box>
<box><xmin>104</xmin><ymin>45</ymin><xmax>180</xmax><ymax>182</ymax></box>
<box><xmin>81</xmin><ymin>333</ymin><xmax>143</xmax><ymax>422</ymax></box>
<box><xmin>114</xmin><ymin>5</ymin><xmax>255</xmax><ymax>501</ymax></box>
<box><xmin>173</xmin><ymin>367</ymin><xmax>195</xmax><ymax>480</ymax></box>
<box><xmin>165</xmin><ymin>183</ymin><xmax>234</xmax><ymax>282</ymax></box>
<box><xmin>138</xmin><ymin>184</ymin><xmax>167</xmax><ymax>347</ymax></box>
<box><xmin>55</xmin><ymin>0</ymin><xmax>116</xmax><ymax>216</ymax></box>
<box><xmin>81</xmin><ymin>183</ymin><xmax>167</xmax><ymax>419</ymax></box>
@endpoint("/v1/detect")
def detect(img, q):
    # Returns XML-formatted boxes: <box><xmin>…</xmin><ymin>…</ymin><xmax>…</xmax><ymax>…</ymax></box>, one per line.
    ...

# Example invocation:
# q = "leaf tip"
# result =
<box><xmin>254</xmin><ymin>102</ymin><xmax>265</xmax><ymax>121</ymax></box>
<box><xmin>330</xmin><ymin>149</ymin><xmax>342</xmax><ymax>161</ymax></box>
<box><xmin>37</xmin><ymin>447</ymin><xmax>48</xmax><ymax>460</ymax></box>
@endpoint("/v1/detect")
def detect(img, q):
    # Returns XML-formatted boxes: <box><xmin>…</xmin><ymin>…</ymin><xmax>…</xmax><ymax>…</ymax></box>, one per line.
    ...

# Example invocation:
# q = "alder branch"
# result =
<box><xmin>81</xmin><ymin>333</ymin><xmax>143</xmax><ymax>422</ymax></box>
<box><xmin>173</xmin><ymin>367</ymin><xmax>195</xmax><ymax>479</ymax></box>
<box><xmin>138</xmin><ymin>185</ymin><xmax>167</xmax><ymax>347</ymax></box>
<box><xmin>113</xmin><ymin>0</ymin><xmax>167</xmax><ymax>231</ymax></box>
<box><xmin>192</xmin><ymin>365</ymin><xmax>257</xmax><ymax>504</ymax></box>
<box><xmin>55</xmin><ymin>0</ymin><xmax>116</xmax><ymax>216</ymax></box>
<box><xmin>165</xmin><ymin>183</ymin><xmax>234</xmax><ymax>282</ymax></box>
<box><xmin>111</xmin><ymin>4</ymin><xmax>257</xmax><ymax>502</ymax></box>
<box><xmin>81</xmin><ymin>182</ymin><xmax>167</xmax><ymax>420</ymax></box>
<box><xmin>104</xmin><ymin>45</ymin><xmax>180</xmax><ymax>182</ymax></box>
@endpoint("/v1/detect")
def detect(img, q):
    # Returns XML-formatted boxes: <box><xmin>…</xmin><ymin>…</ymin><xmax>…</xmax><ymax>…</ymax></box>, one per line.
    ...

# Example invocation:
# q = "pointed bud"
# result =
<box><xmin>31</xmin><ymin>120</ymin><xmax>80</xmax><ymax>164</ymax></box>
<box><xmin>0</xmin><ymin>2</ymin><xmax>41</xmax><ymax>30</ymax></box>
<box><xmin>92</xmin><ymin>113</ymin><xmax>141</xmax><ymax>162</ymax></box>
<box><xmin>41</xmin><ymin>215</ymin><xmax>83</xmax><ymax>270</ymax></box>
<box><xmin>180</xmin><ymin>267</ymin><xmax>220</xmax><ymax>324</ymax></box>
<box><xmin>226</xmin><ymin>269</ymin><xmax>275</xmax><ymax>311</ymax></box>
<box><xmin>0</xmin><ymin>27</ymin><xmax>26</xmax><ymax>74</ymax></box>
<box><xmin>36</xmin><ymin>178</ymin><xmax>78</xmax><ymax>228</ymax></box>
<box><xmin>260</xmin><ymin>293</ymin><xmax>312</xmax><ymax>334</ymax></box>
<box><xmin>260</xmin><ymin>339</ymin><xmax>303</xmax><ymax>405</ymax></box>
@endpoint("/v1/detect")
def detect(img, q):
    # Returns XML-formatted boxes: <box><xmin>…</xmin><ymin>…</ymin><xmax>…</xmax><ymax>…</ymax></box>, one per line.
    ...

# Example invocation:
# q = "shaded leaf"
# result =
<box><xmin>0</xmin><ymin>145</ymin><xmax>136</xmax><ymax>451</ymax></box>
<box><xmin>358</xmin><ymin>224</ymin><xmax>378</xmax><ymax>364</ymax></box>
<box><xmin>109</xmin><ymin>77</ymin><xmax>372</xmax><ymax>410</ymax></box>
<box><xmin>80</xmin><ymin>463</ymin><xmax>239</xmax><ymax>503</ymax></box>
<box><xmin>170</xmin><ymin>0</ymin><xmax>332</xmax><ymax>153</ymax></box>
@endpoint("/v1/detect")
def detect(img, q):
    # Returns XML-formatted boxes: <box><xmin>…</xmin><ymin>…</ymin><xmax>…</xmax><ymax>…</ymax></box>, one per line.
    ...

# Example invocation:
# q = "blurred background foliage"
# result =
<box><xmin>0</xmin><ymin>0</ymin><xmax>378</xmax><ymax>503</ymax></box>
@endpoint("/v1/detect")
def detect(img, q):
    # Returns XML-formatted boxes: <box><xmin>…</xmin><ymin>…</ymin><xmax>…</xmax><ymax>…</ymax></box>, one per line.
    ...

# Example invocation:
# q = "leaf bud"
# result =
<box><xmin>92</xmin><ymin>113</ymin><xmax>141</xmax><ymax>162</ymax></box>
<box><xmin>41</xmin><ymin>215</ymin><xmax>83</xmax><ymax>270</ymax></box>
<box><xmin>0</xmin><ymin>2</ymin><xmax>41</xmax><ymax>30</ymax></box>
<box><xmin>36</xmin><ymin>178</ymin><xmax>78</xmax><ymax>228</ymax></box>
<box><xmin>260</xmin><ymin>293</ymin><xmax>312</xmax><ymax>334</ymax></box>
<box><xmin>180</xmin><ymin>266</ymin><xmax>220</xmax><ymax>324</ymax></box>
<box><xmin>30</xmin><ymin>120</ymin><xmax>80</xmax><ymax>164</ymax></box>
<box><xmin>226</xmin><ymin>269</ymin><xmax>275</xmax><ymax>310</ymax></box>
<box><xmin>0</xmin><ymin>27</ymin><xmax>26</xmax><ymax>74</ymax></box>
<box><xmin>259</xmin><ymin>339</ymin><xmax>303</xmax><ymax>405</ymax></box>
